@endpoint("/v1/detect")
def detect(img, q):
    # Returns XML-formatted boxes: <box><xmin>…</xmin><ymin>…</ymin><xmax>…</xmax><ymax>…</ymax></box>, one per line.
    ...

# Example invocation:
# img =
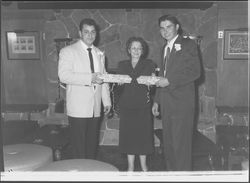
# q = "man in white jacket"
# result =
<box><xmin>58</xmin><ymin>18</ymin><xmax>111</xmax><ymax>159</ymax></box>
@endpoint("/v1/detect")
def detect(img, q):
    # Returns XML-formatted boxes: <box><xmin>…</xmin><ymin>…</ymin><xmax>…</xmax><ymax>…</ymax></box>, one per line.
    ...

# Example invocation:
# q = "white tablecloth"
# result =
<box><xmin>36</xmin><ymin>159</ymin><xmax>119</xmax><ymax>171</ymax></box>
<box><xmin>3</xmin><ymin>143</ymin><xmax>53</xmax><ymax>171</ymax></box>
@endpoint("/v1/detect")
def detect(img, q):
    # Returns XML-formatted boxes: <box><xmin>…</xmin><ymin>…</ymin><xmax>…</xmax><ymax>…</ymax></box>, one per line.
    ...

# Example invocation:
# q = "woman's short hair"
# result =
<box><xmin>158</xmin><ymin>14</ymin><xmax>183</xmax><ymax>35</ymax></box>
<box><xmin>126</xmin><ymin>37</ymin><xmax>148</xmax><ymax>59</ymax></box>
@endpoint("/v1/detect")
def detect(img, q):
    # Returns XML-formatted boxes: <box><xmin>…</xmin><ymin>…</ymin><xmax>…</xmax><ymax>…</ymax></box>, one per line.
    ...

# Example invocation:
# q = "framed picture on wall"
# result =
<box><xmin>223</xmin><ymin>29</ymin><xmax>248</xmax><ymax>60</ymax></box>
<box><xmin>6</xmin><ymin>31</ymin><xmax>40</xmax><ymax>60</ymax></box>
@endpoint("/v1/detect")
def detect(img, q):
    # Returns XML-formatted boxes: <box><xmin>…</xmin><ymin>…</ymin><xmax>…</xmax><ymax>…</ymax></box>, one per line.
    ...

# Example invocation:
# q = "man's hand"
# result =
<box><xmin>92</xmin><ymin>72</ymin><xmax>103</xmax><ymax>84</ymax></box>
<box><xmin>104</xmin><ymin>105</ymin><xmax>111</xmax><ymax>115</ymax></box>
<box><xmin>155</xmin><ymin>77</ymin><xmax>169</xmax><ymax>87</ymax></box>
<box><xmin>152</xmin><ymin>102</ymin><xmax>160</xmax><ymax>117</ymax></box>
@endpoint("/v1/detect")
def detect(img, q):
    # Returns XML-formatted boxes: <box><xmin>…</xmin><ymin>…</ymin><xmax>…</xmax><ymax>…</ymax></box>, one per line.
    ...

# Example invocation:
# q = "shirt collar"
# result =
<box><xmin>167</xmin><ymin>34</ymin><xmax>179</xmax><ymax>51</ymax></box>
<box><xmin>80</xmin><ymin>39</ymin><xmax>94</xmax><ymax>50</ymax></box>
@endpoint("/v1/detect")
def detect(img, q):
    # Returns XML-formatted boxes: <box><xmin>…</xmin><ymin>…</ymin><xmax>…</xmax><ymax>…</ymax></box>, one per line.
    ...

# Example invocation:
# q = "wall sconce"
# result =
<box><xmin>183</xmin><ymin>35</ymin><xmax>203</xmax><ymax>45</ymax></box>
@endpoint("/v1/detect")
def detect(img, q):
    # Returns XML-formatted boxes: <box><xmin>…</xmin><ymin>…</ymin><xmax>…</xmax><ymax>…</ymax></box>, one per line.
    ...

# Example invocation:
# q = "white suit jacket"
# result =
<box><xmin>58</xmin><ymin>40</ymin><xmax>111</xmax><ymax>118</ymax></box>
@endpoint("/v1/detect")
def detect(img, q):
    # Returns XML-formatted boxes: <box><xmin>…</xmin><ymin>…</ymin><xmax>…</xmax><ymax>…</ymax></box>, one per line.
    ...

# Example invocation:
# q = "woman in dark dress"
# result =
<box><xmin>117</xmin><ymin>37</ymin><xmax>156</xmax><ymax>171</ymax></box>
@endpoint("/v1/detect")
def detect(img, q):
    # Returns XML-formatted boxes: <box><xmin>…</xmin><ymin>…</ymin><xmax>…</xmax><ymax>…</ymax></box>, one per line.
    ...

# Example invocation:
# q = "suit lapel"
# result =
<box><xmin>166</xmin><ymin>36</ymin><xmax>182</xmax><ymax>70</ymax></box>
<box><xmin>134</xmin><ymin>58</ymin><xmax>146</xmax><ymax>76</ymax></box>
<box><xmin>129</xmin><ymin>58</ymin><xmax>146</xmax><ymax>78</ymax></box>
<box><xmin>76</xmin><ymin>40</ymin><xmax>98</xmax><ymax>92</ymax></box>
<box><xmin>76</xmin><ymin>40</ymin><xmax>84</xmax><ymax>53</ymax></box>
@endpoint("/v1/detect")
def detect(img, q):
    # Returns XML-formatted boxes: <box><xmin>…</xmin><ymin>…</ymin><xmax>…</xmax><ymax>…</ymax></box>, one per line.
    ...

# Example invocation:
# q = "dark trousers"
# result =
<box><xmin>162</xmin><ymin>112</ymin><xmax>194</xmax><ymax>171</ymax></box>
<box><xmin>68</xmin><ymin>116</ymin><xmax>100</xmax><ymax>159</ymax></box>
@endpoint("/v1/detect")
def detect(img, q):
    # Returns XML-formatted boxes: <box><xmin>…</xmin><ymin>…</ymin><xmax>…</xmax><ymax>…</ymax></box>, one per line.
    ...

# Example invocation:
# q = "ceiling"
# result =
<box><xmin>16</xmin><ymin>1</ymin><xmax>214</xmax><ymax>10</ymax></box>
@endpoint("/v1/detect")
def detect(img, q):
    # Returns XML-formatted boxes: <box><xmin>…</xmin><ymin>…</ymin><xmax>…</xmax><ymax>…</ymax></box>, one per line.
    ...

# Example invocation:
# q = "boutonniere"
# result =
<box><xmin>98</xmin><ymin>50</ymin><xmax>105</xmax><ymax>62</ymax></box>
<box><xmin>97</xmin><ymin>49</ymin><xmax>104</xmax><ymax>56</ymax></box>
<box><xmin>174</xmin><ymin>44</ymin><xmax>181</xmax><ymax>51</ymax></box>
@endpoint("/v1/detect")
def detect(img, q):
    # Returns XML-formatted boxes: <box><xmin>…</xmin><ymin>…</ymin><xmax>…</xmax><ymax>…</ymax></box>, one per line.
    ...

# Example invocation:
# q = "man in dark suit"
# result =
<box><xmin>152</xmin><ymin>15</ymin><xmax>201</xmax><ymax>171</ymax></box>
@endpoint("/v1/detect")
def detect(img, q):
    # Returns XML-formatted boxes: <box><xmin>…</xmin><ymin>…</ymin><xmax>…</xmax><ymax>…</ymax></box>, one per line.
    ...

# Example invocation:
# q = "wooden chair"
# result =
<box><xmin>216</xmin><ymin>125</ymin><xmax>249</xmax><ymax>170</ymax></box>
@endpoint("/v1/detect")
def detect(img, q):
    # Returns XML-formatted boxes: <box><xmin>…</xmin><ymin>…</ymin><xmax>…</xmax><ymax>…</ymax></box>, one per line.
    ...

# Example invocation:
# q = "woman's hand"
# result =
<box><xmin>104</xmin><ymin>105</ymin><xmax>111</xmax><ymax>115</ymax></box>
<box><xmin>152</xmin><ymin>102</ymin><xmax>160</xmax><ymax>116</ymax></box>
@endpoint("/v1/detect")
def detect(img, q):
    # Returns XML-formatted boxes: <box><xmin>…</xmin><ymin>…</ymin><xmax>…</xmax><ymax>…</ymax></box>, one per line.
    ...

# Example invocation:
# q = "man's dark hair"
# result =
<box><xmin>158</xmin><ymin>14</ymin><xmax>183</xmax><ymax>35</ymax></box>
<box><xmin>79</xmin><ymin>18</ymin><xmax>98</xmax><ymax>32</ymax></box>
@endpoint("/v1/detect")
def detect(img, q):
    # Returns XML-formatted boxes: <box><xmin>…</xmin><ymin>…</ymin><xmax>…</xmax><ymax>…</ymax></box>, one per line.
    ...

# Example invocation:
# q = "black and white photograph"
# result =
<box><xmin>6</xmin><ymin>31</ymin><xmax>40</xmax><ymax>59</ymax></box>
<box><xmin>0</xmin><ymin>0</ymin><xmax>248</xmax><ymax>182</ymax></box>
<box><xmin>223</xmin><ymin>29</ymin><xmax>248</xmax><ymax>60</ymax></box>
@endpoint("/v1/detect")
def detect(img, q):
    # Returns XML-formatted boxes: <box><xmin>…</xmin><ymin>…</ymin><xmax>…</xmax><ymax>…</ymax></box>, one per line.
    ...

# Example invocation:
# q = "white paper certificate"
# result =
<box><xmin>136</xmin><ymin>76</ymin><xmax>161</xmax><ymax>85</ymax></box>
<box><xmin>99</xmin><ymin>74</ymin><xmax>132</xmax><ymax>83</ymax></box>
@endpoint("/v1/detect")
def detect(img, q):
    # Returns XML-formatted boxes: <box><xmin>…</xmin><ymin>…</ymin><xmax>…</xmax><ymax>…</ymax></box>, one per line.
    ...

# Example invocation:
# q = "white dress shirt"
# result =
<box><xmin>164</xmin><ymin>34</ymin><xmax>179</xmax><ymax>57</ymax></box>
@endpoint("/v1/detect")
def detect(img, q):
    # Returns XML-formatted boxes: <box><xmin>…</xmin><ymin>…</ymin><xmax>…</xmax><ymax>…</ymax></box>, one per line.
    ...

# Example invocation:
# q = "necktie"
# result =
<box><xmin>164</xmin><ymin>47</ymin><xmax>170</xmax><ymax>76</ymax></box>
<box><xmin>87</xmin><ymin>48</ymin><xmax>95</xmax><ymax>73</ymax></box>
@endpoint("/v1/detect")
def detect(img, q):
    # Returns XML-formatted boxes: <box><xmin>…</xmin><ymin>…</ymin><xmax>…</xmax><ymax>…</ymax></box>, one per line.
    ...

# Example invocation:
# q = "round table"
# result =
<box><xmin>35</xmin><ymin>159</ymin><xmax>119</xmax><ymax>171</ymax></box>
<box><xmin>3</xmin><ymin>143</ymin><xmax>53</xmax><ymax>171</ymax></box>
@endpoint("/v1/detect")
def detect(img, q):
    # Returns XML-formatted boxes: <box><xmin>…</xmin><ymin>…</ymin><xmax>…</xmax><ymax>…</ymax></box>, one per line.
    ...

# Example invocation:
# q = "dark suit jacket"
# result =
<box><xmin>154</xmin><ymin>35</ymin><xmax>201</xmax><ymax>115</ymax></box>
<box><xmin>117</xmin><ymin>58</ymin><xmax>156</xmax><ymax>109</ymax></box>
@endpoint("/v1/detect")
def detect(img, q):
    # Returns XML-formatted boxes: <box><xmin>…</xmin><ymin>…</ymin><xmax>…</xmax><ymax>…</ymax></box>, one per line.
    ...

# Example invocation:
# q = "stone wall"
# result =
<box><xmin>3</xmin><ymin>4</ymin><xmax>242</xmax><ymax>145</ymax></box>
<box><xmin>47</xmin><ymin>6</ymin><xmax>220</xmax><ymax>145</ymax></box>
